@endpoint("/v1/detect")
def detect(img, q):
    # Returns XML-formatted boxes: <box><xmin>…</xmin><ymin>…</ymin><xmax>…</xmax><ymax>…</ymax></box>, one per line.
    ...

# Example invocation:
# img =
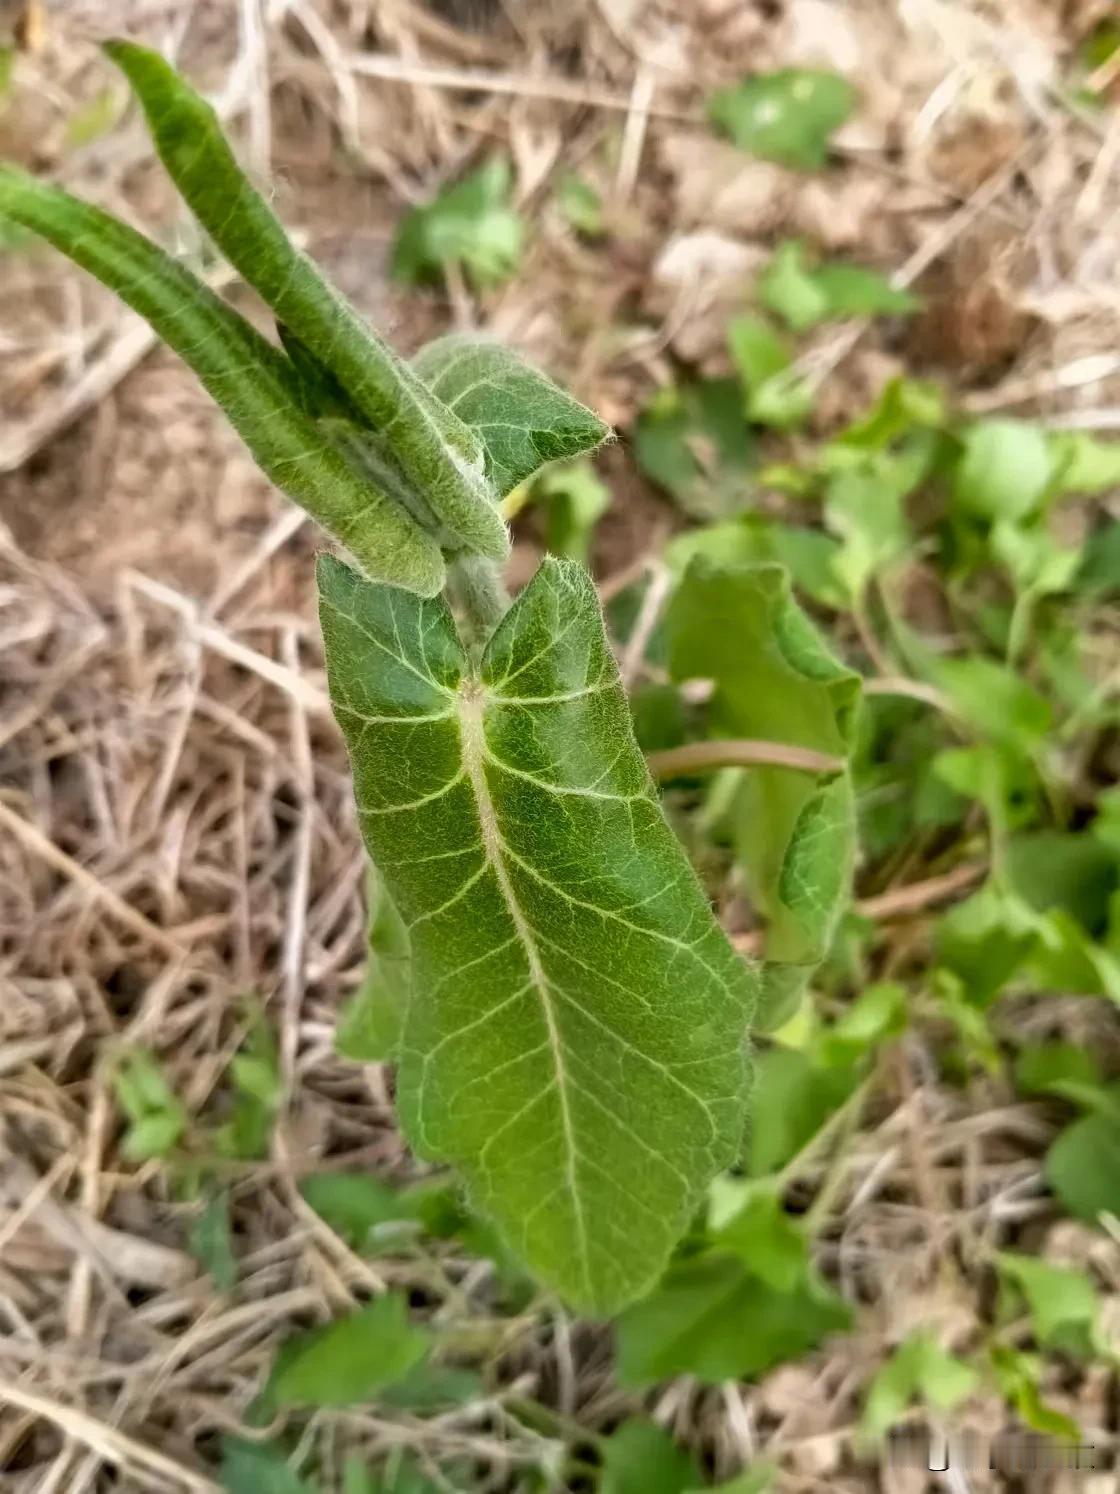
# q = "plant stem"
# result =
<box><xmin>449</xmin><ymin>553</ymin><xmax>511</xmax><ymax>651</ymax></box>
<box><xmin>646</xmin><ymin>739</ymin><xmax>845</xmax><ymax>779</ymax></box>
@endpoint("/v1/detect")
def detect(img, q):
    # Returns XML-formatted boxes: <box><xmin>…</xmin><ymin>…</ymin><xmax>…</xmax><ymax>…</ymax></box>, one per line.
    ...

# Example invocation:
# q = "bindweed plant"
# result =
<box><xmin>0</xmin><ymin>45</ymin><xmax>862</xmax><ymax>1314</ymax></box>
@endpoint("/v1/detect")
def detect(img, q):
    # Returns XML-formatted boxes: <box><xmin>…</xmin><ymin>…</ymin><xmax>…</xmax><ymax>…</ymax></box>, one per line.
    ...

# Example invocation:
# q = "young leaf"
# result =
<box><xmin>412</xmin><ymin>334</ymin><xmax>609</xmax><ymax>498</ymax></box>
<box><xmin>266</xmin><ymin>1295</ymin><xmax>431</xmax><ymax>1408</ymax></box>
<box><xmin>668</xmin><ymin>561</ymin><xmax>861</xmax><ymax>1027</ymax></box>
<box><xmin>761</xmin><ymin>242</ymin><xmax>918</xmax><ymax>332</ymax></box>
<box><xmin>557</xmin><ymin>170</ymin><xmax>605</xmax><ymax>237</ymax></box>
<box><xmin>0</xmin><ymin>165</ymin><xmax>444</xmax><ymax>597</ymax></box>
<box><xmin>600</xmin><ymin>1420</ymin><xmax>700</xmax><ymax>1494</ymax></box>
<box><xmin>615</xmin><ymin>1251</ymin><xmax>850</xmax><ymax>1384</ymax></box>
<box><xmin>708</xmin><ymin>70</ymin><xmax>857</xmax><ymax>170</ymax></box>
<box><xmin>190</xmin><ymin>1189</ymin><xmax>237</xmax><ymax>1291</ymax></box>
<box><xmin>318</xmin><ymin>555</ymin><xmax>756</xmax><ymax>1313</ymax></box>
<box><xmin>726</xmin><ymin>317</ymin><xmax>814</xmax><ymax>430</ymax></box>
<box><xmin>535</xmin><ymin>459</ymin><xmax>611</xmax><ymax>564</ymax></box>
<box><xmin>298</xmin><ymin>1172</ymin><xmax>450</xmax><ymax>1252</ymax></box>
<box><xmin>1046</xmin><ymin>1108</ymin><xmax>1120</xmax><ymax>1224</ymax></box>
<box><xmin>336</xmin><ymin>866</ymin><xmax>412</xmax><ymax>1063</ymax></box>
<box><xmin>392</xmin><ymin>157</ymin><xmax>523</xmax><ymax>289</ymax></box>
<box><xmin>996</xmin><ymin>1254</ymin><xmax>1099</xmax><ymax>1356</ymax></box>
<box><xmin>106</xmin><ymin>41</ymin><xmax>507</xmax><ymax>567</ymax></box>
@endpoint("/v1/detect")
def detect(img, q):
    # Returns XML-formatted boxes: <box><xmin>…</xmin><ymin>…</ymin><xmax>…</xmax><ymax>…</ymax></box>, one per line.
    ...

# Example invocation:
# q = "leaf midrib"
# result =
<box><xmin>456</xmin><ymin>680</ymin><xmax>593</xmax><ymax>1298</ymax></box>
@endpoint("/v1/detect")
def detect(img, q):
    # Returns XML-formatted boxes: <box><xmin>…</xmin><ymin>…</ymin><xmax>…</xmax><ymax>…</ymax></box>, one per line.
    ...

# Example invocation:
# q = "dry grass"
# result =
<box><xmin>2</xmin><ymin>1</ymin><xmax>1120</xmax><ymax>1489</ymax></box>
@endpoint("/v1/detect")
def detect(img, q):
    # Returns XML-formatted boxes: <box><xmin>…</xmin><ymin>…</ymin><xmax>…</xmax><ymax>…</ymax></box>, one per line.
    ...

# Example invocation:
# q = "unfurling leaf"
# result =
<box><xmin>668</xmin><ymin>561</ymin><xmax>861</xmax><ymax>1027</ymax></box>
<box><xmin>105</xmin><ymin>40</ymin><xmax>508</xmax><ymax>568</ymax></box>
<box><xmin>0</xmin><ymin>165</ymin><xmax>444</xmax><ymax>596</ymax></box>
<box><xmin>412</xmin><ymin>334</ymin><xmax>609</xmax><ymax>498</ymax></box>
<box><xmin>319</xmin><ymin>555</ymin><xmax>756</xmax><ymax>1313</ymax></box>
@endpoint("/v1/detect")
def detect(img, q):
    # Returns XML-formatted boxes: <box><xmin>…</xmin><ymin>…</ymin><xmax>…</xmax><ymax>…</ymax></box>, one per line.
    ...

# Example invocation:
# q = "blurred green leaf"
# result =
<box><xmin>708</xmin><ymin>70</ymin><xmax>857</xmax><ymax>169</ymax></box>
<box><xmin>217</xmin><ymin>1013</ymin><xmax>281</xmax><ymax>1161</ymax></box>
<box><xmin>666</xmin><ymin>517</ymin><xmax>845</xmax><ymax>609</ymax></box>
<box><xmin>537</xmin><ymin>458</ymin><xmax>610</xmax><ymax>563</ymax></box>
<box><xmin>190</xmin><ymin>1188</ymin><xmax>237</xmax><ymax>1291</ymax></box>
<box><xmin>746</xmin><ymin>1044</ymin><xmax>861</xmax><ymax>1176</ymax></box>
<box><xmin>344</xmin><ymin>1452</ymin><xmax>446</xmax><ymax>1494</ymax></box>
<box><xmin>65</xmin><ymin>88</ymin><xmax>121</xmax><ymax>147</ymax></box>
<box><xmin>990</xmin><ymin>1347</ymin><xmax>1080</xmax><ymax>1441</ymax></box>
<box><xmin>690</xmin><ymin>1470</ymin><xmax>775</xmax><ymax>1494</ymax></box>
<box><xmin>824</xmin><ymin>462</ymin><xmax>912</xmax><ymax>601</ymax></box>
<box><xmin>634</xmin><ymin>377</ymin><xmax>755</xmax><ymax>517</ymax></box>
<box><xmin>997</xmin><ymin>1254</ymin><xmax>1099</xmax><ymax>1356</ymax></box>
<box><xmin>761</xmin><ymin>241</ymin><xmax>918</xmax><ymax>332</ymax></box>
<box><xmin>711</xmin><ymin>1187</ymin><xmax>808</xmax><ymax>1291</ymax></box>
<box><xmin>112</xmin><ymin>1049</ymin><xmax>187</xmax><ymax>1161</ymax></box>
<box><xmin>1079</xmin><ymin>521</ymin><xmax>1120</xmax><ymax>593</ymax></box>
<box><xmin>557</xmin><ymin>170</ymin><xmax>604</xmax><ymax>236</ymax></box>
<box><xmin>837</xmin><ymin>376</ymin><xmax>946</xmax><ymax>449</ymax></box>
<box><xmin>298</xmin><ymin>1172</ymin><xmax>455</xmax><ymax>1253</ymax></box>
<box><xmin>953</xmin><ymin>420</ymin><xmax>1053</xmax><ymax>521</ymax></box>
<box><xmin>600</xmin><ymin>1420</ymin><xmax>700</xmax><ymax>1494</ymax></box>
<box><xmin>727</xmin><ymin>316</ymin><xmax>814</xmax><ymax>429</ymax></box>
<box><xmin>616</xmin><ymin>1250</ymin><xmax>850</xmax><ymax>1384</ymax></box>
<box><xmin>392</xmin><ymin>158</ymin><xmax>523</xmax><ymax>288</ymax></box>
<box><xmin>1014</xmin><ymin>1042</ymin><xmax>1107</xmax><ymax>1109</ymax></box>
<box><xmin>220</xmin><ymin>1439</ymin><xmax>316</xmax><ymax>1494</ymax></box>
<box><xmin>1050</xmin><ymin>431</ymin><xmax>1120</xmax><ymax>494</ymax></box>
<box><xmin>336</xmin><ymin>867</ymin><xmax>412</xmax><ymax>1063</ymax></box>
<box><xmin>267</xmin><ymin>1295</ymin><xmax>431</xmax><ymax>1408</ymax></box>
<box><xmin>1046</xmin><ymin>1106</ymin><xmax>1120</xmax><ymax>1224</ymax></box>
<box><xmin>862</xmin><ymin>1333</ymin><xmax>977</xmax><ymax>1442</ymax></box>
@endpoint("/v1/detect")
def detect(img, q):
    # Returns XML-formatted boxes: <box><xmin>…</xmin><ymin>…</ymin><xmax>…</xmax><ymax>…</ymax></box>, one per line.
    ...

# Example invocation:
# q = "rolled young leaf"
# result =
<box><xmin>106</xmin><ymin>40</ymin><xmax>508</xmax><ymax>565</ymax></box>
<box><xmin>412</xmin><ymin>334</ymin><xmax>610</xmax><ymax>497</ymax></box>
<box><xmin>0</xmin><ymin>165</ymin><xmax>444</xmax><ymax>596</ymax></box>
<box><xmin>319</xmin><ymin>554</ymin><xmax>756</xmax><ymax>1313</ymax></box>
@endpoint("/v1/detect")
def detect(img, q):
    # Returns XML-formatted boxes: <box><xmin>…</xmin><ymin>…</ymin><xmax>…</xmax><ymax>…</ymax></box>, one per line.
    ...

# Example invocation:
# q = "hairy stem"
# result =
<box><xmin>449</xmin><ymin>552</ymin><xmax>512</xmax><ymax>650</ymax></box>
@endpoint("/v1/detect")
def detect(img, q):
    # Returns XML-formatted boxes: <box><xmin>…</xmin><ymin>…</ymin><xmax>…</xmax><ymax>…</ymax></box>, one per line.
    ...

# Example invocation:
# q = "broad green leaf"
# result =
<box><xmin>953</xmin><ymin>419</ymin><xmax>1053</xmax><ymax>521</ymax></box>
<box><xmin>1079</xmin><ymin>521</ymin><xmax>1120</xmax><ymax>592</ymax></box>
<box><xmin>616</xmin><ymin>1251</ymin><xmax>850</xmax><ymax>1384</ymax></box>
<box><xmin>298</xmin><ymin>1172</ymin><xmax>457</xmax><ymax>1252</ymax></box>
<box><xmin>376</xmin><ymin>1359</ymin><xmax>483</xmax><ymax>1412</ymax></box>
<box><xmin>708</xmin><ymin>70</ymin><xmax>857</xmax><ymax>169</ymax></box>
<box><xmin>412</xmin><ymin>334</ymin><xmax>609</xmax><ymax>498</ymax></box>
<box><xmin>690</xmin><ymin>1470</ymin><xmax>775</xmax><ymax>1494</ymax></box>
<box><xmin>319</xmin><ymin>554</ymin><xmax>755</xmax><ymax>1312</ymax></box>
<box><xmin>535</xmin><ymin>459</ymin><xmax>611</xmax><ymax>564</ymax></box>
<box><xmin>668</xmin><ymin>561</ymin><xmax>860</xmax><ymax>1026</ymax></box>
<box><xmin>392</xmin><ymin>157</ymin><xmax>523</xmax><ymax>289</ymax></box>
<box><xmin>990</xmin><ymin>1347</ymin><xmax>1080</xmax><ymax>1441</ymax></box>
<box><xmin>600</xmin><ymin>1420</ymin><xmax>699</xmax><ymax>1494</ymax></box>
<box><xmin>106</xmin><ymin>41</ymin><xmax>507</xmax><ymax>567</ymax></box>
<box><xmin>266</xmin><ymin>1295</ymin><xmax>431</xmax><ymax>1408</ymax></box>
<box><xmin>666</xmin><ymin>517</ymin><xmax>845</xmax><ymax>610</ymax></box>
<box><xmin>1046</xmin><ymin>1108</ymin><xmax>1120</xmax><ymax>1224</ymax></box>
<box><xmin>810</xmin><ymin>262</ymin><xmax>919</xmax><ymax>318</ymax></box>
<box><xmin>824</xmin><ymin>462</ymin><xmax>912</xmax><ymax>601</ymax></box>
<box><xmin>933</xmin><ymin>655</ymin><xmax>1052</xmax><ymax>747</ymax></box>
<box><xmin>336</xmin><ymin>866</ymin><xmax>412</xmax><ymax>1062</ymax></box>
<box><xmin>712</xmin><ymin>1187</ymin><xmax>808</xmax><ymax>1291</ymax></box>
<box><xmin>0</xmin><ymin>164</ymin><xmax>444</xmax><ymax>596</ymax></box>
<box><xmin>1050</xmin><ymin>430</ymin><xmax>1120</xmax><ymax>494</ymax></box>
<box><xmin>996</xmin><ymin>1253</ymin><xmax>1099</xmax><ymax>1355</ymax></box>
<box><xmin>220</xmin><ymin>1439</ymin><xmax>316</xmax><ymax>1494</ymax></box>
<box><xmin>633</xmin><ymin>377</ymin><xmax>755</xmax><ymax>518</ymax></box>
<box><xmin>759</xmin><ymin>241</ymin><xmax>829</xmax><ymax>331</ymax></box>
<box><xmin>1013</xmin><ymin>1042</ymin><xmax>1106</xmax><ymax>1109</ymax></box>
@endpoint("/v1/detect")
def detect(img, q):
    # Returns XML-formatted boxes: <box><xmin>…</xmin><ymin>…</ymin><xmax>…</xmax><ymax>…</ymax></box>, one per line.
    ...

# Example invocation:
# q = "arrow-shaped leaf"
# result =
<box><xmin>0</xmin><ymin>165</ymin><xmax>444</xmax><ymax>596</ymax></box>
<box><xmin>668</xmin><ymin>561</ymin><xmax>861</xmax><ymax>1027</ymax></box>
<box><xmin>318</xmin><ymin>555</ymin><xmax>755</xmax><ymax>1313</ymax></box>
<box><xmin>412</xmin><ymin>334</ymin><xmax>609</xmax><ymax>497</ymax></box>
<box><xmin>105</xmin><ymin>40</ymin><xmax>507</xmax><ymax>565</ymax></box>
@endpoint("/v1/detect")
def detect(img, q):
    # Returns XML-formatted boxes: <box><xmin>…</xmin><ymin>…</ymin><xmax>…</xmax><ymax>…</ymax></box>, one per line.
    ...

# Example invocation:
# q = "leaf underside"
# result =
<box><xmin>319</xmin><ymin>555</ymin><xmax>756</xmax><ymax>1313</ymax></box>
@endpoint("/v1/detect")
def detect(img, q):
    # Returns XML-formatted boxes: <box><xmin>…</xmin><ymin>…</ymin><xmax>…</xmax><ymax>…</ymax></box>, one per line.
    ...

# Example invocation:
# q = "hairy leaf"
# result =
<box><xmin>319</xmin><ymin>555</ymin><xmax>756</xmax><ymax>1312</ymax></box>
<box><xmin>0</xmin><ymin>165</ymin><xmax>443</xmax><ymax>595</ymax></box>
<box><xmin>668</xmin><ymin>561</ymin><xmax>861</xmax><ymax>1026</ymax></box>
<box><xmin>106</xmin><ymin>40</ymin><xmax>507</xmax><ymax>565</ymax></box>
<box><xmin>412</xmin><ymin>334</ymin><xmax>609</xmax><ymax>498</ymax></box>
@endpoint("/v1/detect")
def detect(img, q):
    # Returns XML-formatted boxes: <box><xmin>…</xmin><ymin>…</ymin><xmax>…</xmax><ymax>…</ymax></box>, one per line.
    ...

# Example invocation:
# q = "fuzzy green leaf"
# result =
<box><xmin>412</xmin><ymin>334</ymin><xmax>609</xmax><ymax>498</ymax></box>
<box><xmin>668</xmin><ymin>561</ymin><xmax>861</xmax><ymax>1026</ymax></box>
<box><xmin>318</xmin><ymin>555</ymin><xmax>756</xmax><ymax>1313</ymax></box>
<box><xmin>0</xmin><ymin>164</ymin><xmax>444</xmax><ymax>596</ymax></box>
<box><xmin>105</xmin><ymin>40</ymin><xmax>507</xmax><ymax>566</ymax></box>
